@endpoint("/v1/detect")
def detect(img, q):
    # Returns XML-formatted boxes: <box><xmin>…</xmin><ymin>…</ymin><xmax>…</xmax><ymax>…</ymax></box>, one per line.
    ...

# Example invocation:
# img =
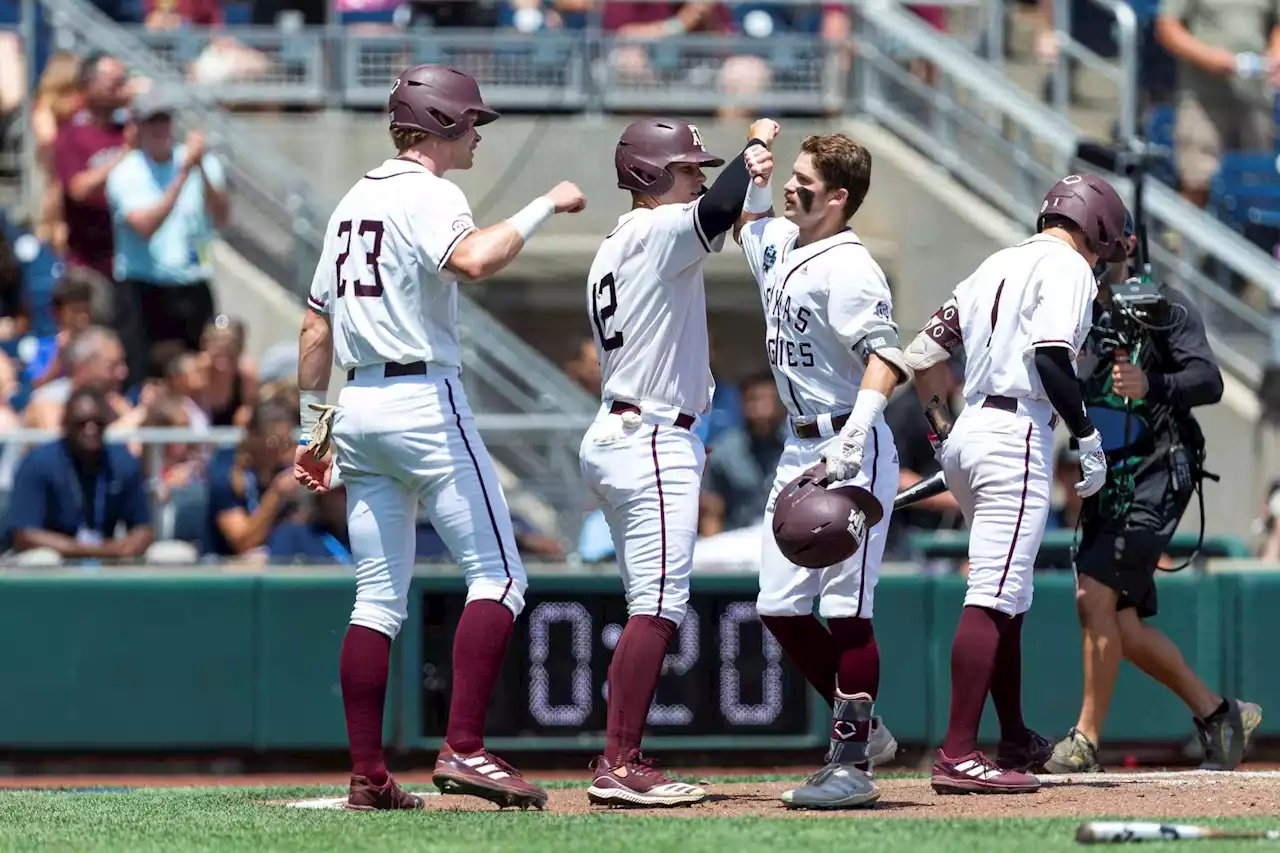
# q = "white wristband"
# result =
<box><xmin>300</xmin><ymin>389</ymin><xmax>326</xmax><ymax>439</ymax></box>
<box><xmin>846</xmin><ymin>389</ymin><xmax>889</xmax><ymax>435</ymax></box>
<box><xmin>507</xmin><ymin>197</ymin><xmax>556</xmax><ymax>242</ymax></box>
<box><xmin>744</xmin><ymin>180</ymin><xmax>773</xmax><ymax>214</ymax></box>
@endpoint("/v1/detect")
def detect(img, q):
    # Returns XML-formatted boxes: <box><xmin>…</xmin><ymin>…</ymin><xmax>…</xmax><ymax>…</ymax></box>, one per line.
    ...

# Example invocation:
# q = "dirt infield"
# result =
<box><xmin>401</xmin><ymin>772</ymin><xmax>1280</xmax><ymax>820</ymax></box>
<box><xmin>7</xmin><ymin>768</ymin><xmax>1280</xmax><ymax>822</ymax></box>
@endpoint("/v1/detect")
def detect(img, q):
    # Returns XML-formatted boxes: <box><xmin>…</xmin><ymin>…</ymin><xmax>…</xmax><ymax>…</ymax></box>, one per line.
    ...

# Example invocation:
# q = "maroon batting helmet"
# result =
<box><xmin>615</xmin><ymin>118</ymin><xmax>726</xmax><ymax>196</ymax></box>
<box><xmin>1036</xmin><ymin>173</ymin><xmax>1129</xmax><ymax>263</ymax></box>
<box><xmin>388</xmin><ymin>65</ymin><xmax>499</xmax><ymax>142</ymax></box>
<box><xmin>772</xmin><ymin>464</ymin><xmax>885</xmax><ymax>570</ymax></box>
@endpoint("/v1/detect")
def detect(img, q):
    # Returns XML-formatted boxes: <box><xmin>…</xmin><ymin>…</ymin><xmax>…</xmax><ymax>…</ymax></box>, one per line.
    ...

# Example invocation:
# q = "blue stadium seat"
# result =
<box><xmin>223</xmin><ymin>2</ymin><xmax>252</xmax><ymax>24</ymax></box>
<box><xmin>1209</xmin><ymin>152</ymin><xmax>1280</xmax><ymax>230</ymax></box>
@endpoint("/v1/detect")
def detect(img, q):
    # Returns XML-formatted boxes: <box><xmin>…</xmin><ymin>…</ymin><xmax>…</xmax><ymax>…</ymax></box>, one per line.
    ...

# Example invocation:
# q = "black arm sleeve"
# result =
<box><xmin>1033</xmin><ymin>345</ymin><xmax>1096</xmax><ymax>438</ymax></box>
<box><xmin>1143</xmin><ymin>292</ymin><xmax>1224</xmax><ymax>411</ymax></box>
<box><xmin>695</xmin><ymin>137</ymin><xmax>766</xmax><ymax>242</ymax></box>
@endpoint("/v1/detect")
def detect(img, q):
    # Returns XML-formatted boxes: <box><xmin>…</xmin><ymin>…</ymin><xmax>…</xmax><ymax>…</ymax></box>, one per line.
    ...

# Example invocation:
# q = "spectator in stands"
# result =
<box><xmin>507</xmin><ymin>0</ymin><xmax>591</xmax><ymax>30</ymax></box>
<box><xmin>27</xmin><ymin>271</ymin><xmax>97</xmax><ymax>392</ymax></box>
<box><xmin>699</xmin><ymin>371</ymin><xmax>785</xmax><ymax>537</ymax></box>
<box><xmin>52</xmin><ymin>52</ymin><xmax>135</xmax><ymax>281</ymax></box>
<box><xmin>144</xmin><ymin>0</ymin><xmax>223</xmax><ymax>28</ymax></box>
<box><xmin>266</xmin><ymin>485</ymin><xmax>352</xmax><ymax>563</ymax></box>
<box><xmin>200</xmin><ymin>317</ymin><xmax>258</xmax><ymax>427</ymax></box>
<box><xmin>107</xmin><ymin>88</ymin><xmax>229</xmax><ymax>388</ymax></box>
<box><xmin>0</xmin><ymin>226</ymin><xmax>22</xmax><ymax>341</ymax></box>
<box><xmin>604</xmin><ymin>1</ymin><xmax>727</xmax><ymax>85</ymax></box>
<box><xmin>32</xmin><ymin>52</ymin><xmax>85</xmax><ymax>257</ymax></box>
<box><xmin>563</xmin><ymin>335</ymin><xmax>601</xmax><ymax>396</ymax></box>
<box><xmin>151</xmin><ymin>341</ymin><xmax>212</xmax><ymax>432</ymax></box>
<box><xmin>718</xmin><ymin>4</ymin><xmax>853</xmax><ymax>118</ymax></box>
<box><xmin>1156</xmin><ymin>0</ymin><xmax>1280</xmax><ymax>208</ymax></box>
<box><xmin>0</xmin><ymin>353</ymin><xmax>20</xmax><ymax>434</ymax></box>
<box><xmin>3</xmin><ymin>387</ymin><xmax>154</xmax><ymax>564</ymax></box>
<box><xmin>23</xmin><ymin>326</ymin><xmax>133</xmax><ymax>430</ymax></box>
<box><xmin>202</xmin><ymin>399</ymin><xmax>303</xmax><ymax>558</ymax></box>
<box><xmin>142</xmin><ymin>395</ymin><xmax>209</xmax><ymax>543</ymax></box>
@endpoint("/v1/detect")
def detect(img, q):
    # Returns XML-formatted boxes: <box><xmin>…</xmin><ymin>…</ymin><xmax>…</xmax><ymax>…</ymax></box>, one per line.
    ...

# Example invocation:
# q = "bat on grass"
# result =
<box><xmin>1076</xmin><ymin>822</ymin><xmax>1280</xmax><ymax>844</ymax></box>
<box><xmin>893</xmin><ymin>470</ymin><xmax>948</xmax><ymax>511</ymax></box>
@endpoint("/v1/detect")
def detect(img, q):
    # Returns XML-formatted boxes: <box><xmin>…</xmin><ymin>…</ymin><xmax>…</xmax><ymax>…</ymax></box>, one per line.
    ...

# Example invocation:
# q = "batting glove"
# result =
<box><xmin>1075</xmin><ymin>429</ymin><xmax>1107</xmax><ymax>499</ymax></box>
<box><xmin>306</xmin><ymin>403</ymin><xmax>338</xmax><ymax>459</ymax></box>
<box><xmin>820</xmin><ymin>424</ymin><xmax>868</xmax><ymax>483</ymax></box>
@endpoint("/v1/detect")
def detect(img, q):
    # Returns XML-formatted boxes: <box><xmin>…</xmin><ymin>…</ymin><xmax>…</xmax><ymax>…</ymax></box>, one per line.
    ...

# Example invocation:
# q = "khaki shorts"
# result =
<box><xmin>1174</xmin><ymin>90</ymin><xmax>1275</xmax><ymax>192</ymax></box>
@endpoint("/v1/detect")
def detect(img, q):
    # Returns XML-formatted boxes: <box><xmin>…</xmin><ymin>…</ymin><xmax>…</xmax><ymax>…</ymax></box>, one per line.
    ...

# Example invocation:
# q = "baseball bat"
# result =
<box><xmin>893</xmin><ymin>470</ymin><xmax>948</xmax><ymax>511</ymax></box>
<box><xmin>1076</xmin><ymin>822</ymin><xmax>1280</xmax><ymax>844</ymax></box>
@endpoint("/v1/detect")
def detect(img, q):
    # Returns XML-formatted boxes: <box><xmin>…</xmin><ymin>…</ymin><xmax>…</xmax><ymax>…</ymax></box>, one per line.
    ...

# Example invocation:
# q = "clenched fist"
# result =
<box><xmin>748</xmin><ymin>118</ymin><xmax>781</xmax><ymax>147</ymax></box>
<box><xmin>546</xmin><ymin>181</ymin><xmax>587</xmax><ymax>214</ymax></box>
<box><xmin>745</xmin><ymin>145</ymin><xmax>774</xmax><ymax>188</ymax></box>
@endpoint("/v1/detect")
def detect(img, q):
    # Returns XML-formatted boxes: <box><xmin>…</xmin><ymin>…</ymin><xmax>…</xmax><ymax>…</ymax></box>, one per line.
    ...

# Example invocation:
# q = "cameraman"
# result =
<box><xmin>1043</xmin><ymin>213</ymin><xmax>1263</xmax><ymax>774</ymax></box>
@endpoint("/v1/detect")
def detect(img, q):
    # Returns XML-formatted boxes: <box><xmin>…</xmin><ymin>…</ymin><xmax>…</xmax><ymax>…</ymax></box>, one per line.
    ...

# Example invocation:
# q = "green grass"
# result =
<box><xmin>0</xmin><ymin>786</ymin><xmax>1268</xmax><ymax>853</ymax></box>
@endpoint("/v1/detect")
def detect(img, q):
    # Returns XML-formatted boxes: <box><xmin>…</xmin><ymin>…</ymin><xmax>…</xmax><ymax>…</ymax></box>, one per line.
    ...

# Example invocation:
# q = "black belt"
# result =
<box><xmin>347</xmin><ymin>361</ymin><xmax>428</xmax><ymax>381</ymax></box>
<box><xmin>794</xmin><ymin>411</ymin><xmax>850</xmax><ymax>440</ymax></box>
<box><xmin>610</xmin><ymin>401</ymin><xmax>695</xmax><ymax>431</ymax></box>
<box><xmin>983</xmin><ymin>394</ymin><xmax>1059</xmax><ymax>429</ymax></box>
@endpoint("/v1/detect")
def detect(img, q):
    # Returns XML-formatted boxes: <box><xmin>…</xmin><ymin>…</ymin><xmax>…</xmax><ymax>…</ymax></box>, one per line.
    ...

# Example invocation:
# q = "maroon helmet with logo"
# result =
<box><xmin>615</xmin><ymin>117</ymin><xmax>726</xmax><ymax>196</ymax></box>
<box><xmin>389</xmin><ymin>65</ymin><xmax>499</xmax><ymax>141</ymax></box>
<box><xmin>1036</xmin><ymin>173</ymin><xmax>1129</xmax><ymax>263</ymax></box>
<box><xmin>772</xmin><ymin>464</ymin><xmax>885</xmax><ymax>570</ymax></box>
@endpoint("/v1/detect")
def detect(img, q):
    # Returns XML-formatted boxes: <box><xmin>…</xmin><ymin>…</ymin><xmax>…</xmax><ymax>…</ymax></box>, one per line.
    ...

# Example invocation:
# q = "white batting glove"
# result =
<box><xmin>1075</xmin><ymin>430</ymin><xmax>1108</xmax><ymax>499</ymax></box>
<box><xmin>820</xmin><ymin>423</ymin><xmax>868</xmax><ymax>483</ymax></box>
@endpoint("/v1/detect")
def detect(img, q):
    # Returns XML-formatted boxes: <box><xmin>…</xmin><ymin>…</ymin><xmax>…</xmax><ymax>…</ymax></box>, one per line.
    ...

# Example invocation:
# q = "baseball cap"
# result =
<box><xmin>130</xmin><ymin>88</ymin><xmax>179</xmax><ymax>121</ymax></box>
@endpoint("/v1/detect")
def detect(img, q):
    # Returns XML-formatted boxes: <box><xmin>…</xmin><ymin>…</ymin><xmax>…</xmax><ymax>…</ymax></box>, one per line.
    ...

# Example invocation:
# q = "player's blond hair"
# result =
<box><xmin>390</xmin><ymin>127</ymin><xmax>431</xmax><ymax>154</ymax></box>
<box><xmin>799</xmin><ymin>134</ymin><xmax>872</xmax><ymax>220</ymax></box>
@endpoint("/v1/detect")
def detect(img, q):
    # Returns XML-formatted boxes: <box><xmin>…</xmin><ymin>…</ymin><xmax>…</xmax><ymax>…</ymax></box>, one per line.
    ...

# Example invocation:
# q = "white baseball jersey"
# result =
<box><xmin>739</xmin><ymin>217</ymin><xmax>897</xmax><ymax>418</ymax></box>
<box><xmin>585</xmin><ymin>197</ymin><xmax>724</xmax><ymax>417</ymax></box>
<box><xmin>307</xmin><ymin>158</ymin><xmax>476</xmax><ymax>372</ymax></box>
<box><xmin>951</xmin><ymin>234</ymin><xmax>1097</xmax><ymax>403</ymax></box>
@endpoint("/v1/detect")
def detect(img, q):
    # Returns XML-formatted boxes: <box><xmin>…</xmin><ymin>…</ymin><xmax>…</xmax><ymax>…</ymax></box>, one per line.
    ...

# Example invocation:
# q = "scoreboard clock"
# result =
<box><xmin>413</xmin><ymin>576</ymin><xmax>824</xmax><ymax>750</ymax></box>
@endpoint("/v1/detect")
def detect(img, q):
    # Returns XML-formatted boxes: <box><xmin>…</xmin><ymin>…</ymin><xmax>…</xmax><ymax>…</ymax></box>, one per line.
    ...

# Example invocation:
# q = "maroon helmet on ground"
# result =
<box><xmin>615</xmin><ymin>118</ymin><xmax>726</xmax><ymax>196</ymax></box>
<box><xmin>772</xmin><ymin>464</ymin><xmax>885</xmax><ymax>570</ymax></box>
<box><xmin>389</xmin><ymin>65</ymin><xmax>499</xmax><ymax>141</ymax></box>
<box><xmin>1036</xmin><ymin>173</ymin><xmax>1129</xmax><ymax>263</ymax></box>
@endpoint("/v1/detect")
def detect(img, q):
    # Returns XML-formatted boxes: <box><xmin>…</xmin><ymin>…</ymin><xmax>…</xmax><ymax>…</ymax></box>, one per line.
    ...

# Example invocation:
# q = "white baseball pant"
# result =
<box><xmin>330</xmin><ymin>365</ymin><xmax>527</xmax><ymax>639</ymax></box>
<box><xmin>579</xmin><ymin>403</ymin><xmax>705</xmax><ymax>627</ymax></box>
<box><xmin>939</xmin><ymin>396</ymin><xmax>1056</xmax><ymax>616</ymax></box>
<box><xmin>757</xmin><ymin>419</ymin><xmax>899</xmax><ymax>619</ymax></box>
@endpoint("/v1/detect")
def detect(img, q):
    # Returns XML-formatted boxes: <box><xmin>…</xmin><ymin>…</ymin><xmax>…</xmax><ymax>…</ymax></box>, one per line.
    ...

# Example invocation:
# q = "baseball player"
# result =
<box><xmin>901</xmin><ymin>173</ymin><xmax>1124</xmax><ymax>795</ymax></box>
<box><xmin>293</xmin><ymin>64</ymin><xmax>585</xmax><ymax>812</ymax></box>
<box><xmin>578</xmin><ymin>116</ymin><xmax>776</xmax><ymax>808</ymax></box>
<box><xmin>733</xmin><ymin>132</ymin><xmax>907</xmax><ymax>810</ymax></box>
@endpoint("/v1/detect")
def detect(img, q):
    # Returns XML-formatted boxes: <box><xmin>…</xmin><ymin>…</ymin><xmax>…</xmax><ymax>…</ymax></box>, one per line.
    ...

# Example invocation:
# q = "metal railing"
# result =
<box><xmin>847</xmin><ymin>1</ymin><xmax>1280</xmax><ymax>382</ymax></box>
<box><xmin>0</xmin><ymin>416</ymin><xmax>596</xmax><ymax>549</ymax></box>
<box><xmin>1047</xmin><ymin>0</ymin><xmax>1140</xmax><ymax>144</ymax></box>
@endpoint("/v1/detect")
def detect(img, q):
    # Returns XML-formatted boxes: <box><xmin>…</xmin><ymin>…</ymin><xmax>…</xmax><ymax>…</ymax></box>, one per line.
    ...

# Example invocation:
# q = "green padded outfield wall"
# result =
<box><xmin>0</xmin><ymin>567</ymin><xmax>1261</xmax><ymax>751</ymax></box>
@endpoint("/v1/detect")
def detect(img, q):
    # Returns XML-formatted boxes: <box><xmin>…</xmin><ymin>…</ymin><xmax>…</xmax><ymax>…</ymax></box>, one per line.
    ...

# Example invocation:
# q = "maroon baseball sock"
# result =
<box><xmin>940</xmin><ymin>605</ymin><xmax>1010</xmax><ymax>758</ymax></box>
<box><xmin>605</xmin><ymin>614</ymin><xmax>677</xmax><ymax>765</ymax></box>
<box><xmin>445</xmin><ymin>600</ymin><xmax>515</xmax><ymax>755</ymax></box>
<box><xmin>990</xmin><ymin>612</ymin><xmax>1028</xmax><ymax>743</ymax></box>
<box><xmin>760</xmin><ymin>614</ymin><xmax>837</xmax><ymax>707</ymax></box>
<box><xmin>340</xmin><ymin>624</ymin><xmax>392</xmax><ymax>784</ymax></box>
<box><xmin>828</xmin><ymin>617</ymin><xmax>879</xmax><ymax>699</ymax></box>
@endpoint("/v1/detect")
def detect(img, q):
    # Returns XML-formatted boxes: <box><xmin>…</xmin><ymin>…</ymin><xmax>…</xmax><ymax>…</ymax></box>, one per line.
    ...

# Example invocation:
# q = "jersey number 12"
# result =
<box><xmin>591</xmin><ymin>273</ymin><xmax>624</xmax><ymax>352</ymax></box>
<box><xmin>336</xmin><ymin>219</ymin><xmax>385</xmax><ymax>299</ymax></box>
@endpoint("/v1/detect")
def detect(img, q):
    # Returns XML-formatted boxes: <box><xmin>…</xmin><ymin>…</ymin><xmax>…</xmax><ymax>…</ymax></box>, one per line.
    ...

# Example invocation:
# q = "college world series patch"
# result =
<box><xmin>762</xmin><ymin>245</ymin><xmax>777</xmax><ymax>273</ymax></box>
